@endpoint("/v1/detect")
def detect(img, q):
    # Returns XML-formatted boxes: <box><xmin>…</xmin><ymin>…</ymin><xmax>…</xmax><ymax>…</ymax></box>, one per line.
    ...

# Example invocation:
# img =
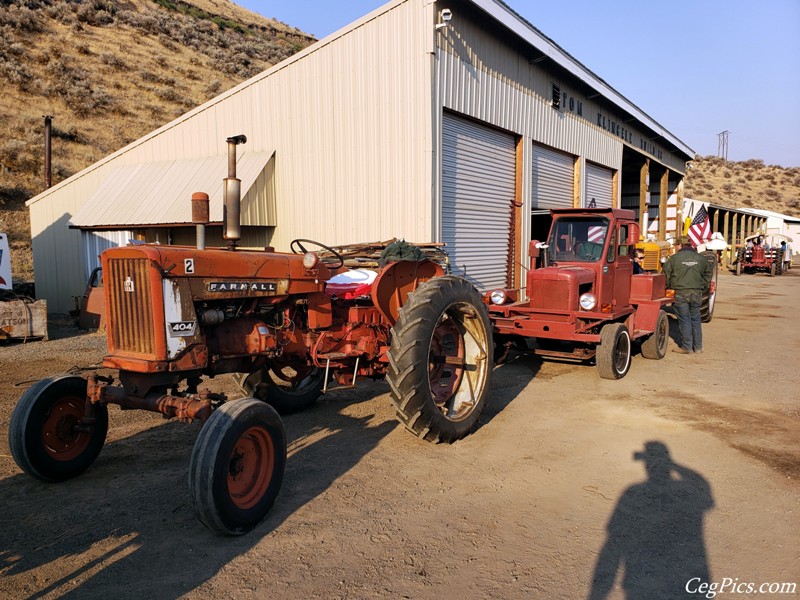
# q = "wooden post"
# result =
<box><xmin>712</xmin><ymin>208</ymin><xmax>719</xmax><ymax>233</ymax></box>
<box><xmin>675</xmin><ymin>179</ymin><xmax>685</xmax><ymax>239</ymax></box>
<box><xmin>731</xmin><ymin>214</ymin><xmax>739</xmax><ymax>250</ymax></box>
<box><xmin>639</xmin><ymin>160</ymin><xmax>649</xmax><ymax>237</ymax></box>
<box><xmin>722</xmin><ymin>211</ymin><xmax>731</xmax><ymax>266</ymax></box>
<box><xmin>612</xmin><ymin>169</ymin><xmax>619</xmax><ymax>209</ymax></box>
<box><xmin>658</xmin><ymin>170</ymin><xmax>668</xmax><ymax>240</ymax></box>
<box><xmin>511</xmin><ymin>136</ymin><xmax>524</xmax><ymax>290</ymax></box>
<box><xmin>573</xmin><ymin>156</ymin><xmax>581</xmax><ymax>208</ymax></box>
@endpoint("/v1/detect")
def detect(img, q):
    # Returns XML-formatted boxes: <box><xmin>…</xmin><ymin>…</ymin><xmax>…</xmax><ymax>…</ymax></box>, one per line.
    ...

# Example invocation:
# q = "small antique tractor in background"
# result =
<box><xmin>733</xmin><ymin>233</ymin><xmax>788</xmax><ymax>277</ymax></box>
<box><xmin>487</xmin><ymin>208</ymin><xmax>674</xmax><ymax>380</ymax></box>
<box><xmin>9</xmin><ymin>136</ymin><xmax>493</xmax><ymax>535</ymax></box>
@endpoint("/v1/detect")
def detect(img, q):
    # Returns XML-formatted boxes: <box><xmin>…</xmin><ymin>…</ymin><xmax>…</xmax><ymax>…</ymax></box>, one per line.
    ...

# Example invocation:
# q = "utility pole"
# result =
<box><xmin>717</xmin><ymin>130</ymin><xmax>729</xmax><ymax>161</ymax></box>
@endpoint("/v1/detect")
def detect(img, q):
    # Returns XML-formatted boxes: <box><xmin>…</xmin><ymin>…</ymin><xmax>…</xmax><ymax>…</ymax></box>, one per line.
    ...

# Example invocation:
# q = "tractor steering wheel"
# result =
<box><xmin>290</xmin><ymin>238</ymin><xmax>344</xmax><ymax>269</ymax></box>
<box><xmin>574</xmin><ymin>241</ymin><xmax>600</xmax><ymax>260</ymax></box>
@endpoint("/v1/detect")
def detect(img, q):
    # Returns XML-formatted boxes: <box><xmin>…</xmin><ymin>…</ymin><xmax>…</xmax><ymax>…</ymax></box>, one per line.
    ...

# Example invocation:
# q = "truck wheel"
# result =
<box><xmin>235</xmin><ymin>364</ymin><xmax>325</xmax><ymax>414</ymax></box>
<box><xmin>387</xmin><ymin>276</ymin><xmax>493</xmax><ymax>443</ymax></box>
<box><xmin>9</xmin><ymin>376</ymin><xmax>108</xmax><ymax>482</ymax></box>
<box><xmin>189</xmin><ymin>398</ymin><xmax>286</xmax><ymax>536</ymax></box>
<box><xmin>596</xmin><ymin>323</ymin><xmax>632</xmax><ymax>380</ymax></box>
<box><xmin>700</xmin><ymin>251</ymin><xmax>718</xmax><ymax>323</ymax></box>
<box><xmin>640</xmin><ymin>311</ymin><xmax>669</xmax><ymax>360</ymax></box>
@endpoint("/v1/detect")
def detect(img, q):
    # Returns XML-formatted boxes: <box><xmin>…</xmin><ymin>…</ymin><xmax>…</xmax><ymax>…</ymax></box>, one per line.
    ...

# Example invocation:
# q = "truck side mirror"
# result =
<box><xmin>627</xmin><ymin>224</ymin><xmax>640</xmax><ymax>246</ymax></box>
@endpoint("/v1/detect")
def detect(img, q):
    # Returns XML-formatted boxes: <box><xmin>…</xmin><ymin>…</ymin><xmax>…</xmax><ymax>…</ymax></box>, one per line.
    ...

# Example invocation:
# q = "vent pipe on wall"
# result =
<box><xmin>43</xmin><ymin>115</ymin><xmax>53</xmax><ymax>189</ymax></box>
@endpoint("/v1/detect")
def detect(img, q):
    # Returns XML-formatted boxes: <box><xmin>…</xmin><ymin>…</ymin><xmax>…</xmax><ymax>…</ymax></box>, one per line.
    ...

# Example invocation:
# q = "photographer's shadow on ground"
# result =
<box><xmin>588</xmin><ymin>441</ymin><xmax>714</xmax><ymax>600</ymax></box>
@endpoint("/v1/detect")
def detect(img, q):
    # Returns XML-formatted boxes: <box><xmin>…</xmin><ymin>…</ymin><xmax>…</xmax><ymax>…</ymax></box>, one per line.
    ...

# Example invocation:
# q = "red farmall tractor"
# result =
<box><xmin>733</xmin><ymin>233</ymin><xmax>789</xmax><ymax>276</ymax></box>
<box><xmin>487</xmin><ymin>208</ymin><xmax>673</xmax><ymax>379</ymax></box>
<box><xmin>9</xmin><ymin>136</ymin><xmax>493</xmax><ymax>535</ymax></box>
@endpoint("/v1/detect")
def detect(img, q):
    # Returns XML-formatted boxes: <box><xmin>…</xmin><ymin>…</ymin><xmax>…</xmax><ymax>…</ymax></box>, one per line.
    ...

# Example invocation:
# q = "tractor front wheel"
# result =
<box><xmin>596</xmin><ymin>323</ymin><xmax>632</xmax><ymax>379</ymax></box>
<box><xmin>235</xmin><ymin>363</ymin><xmax>325</xmax><ymax>415</ymax></box>
<box><xmin>9</xmin><ymin>376</ymin><xmax>108</xmax><ymax>481</ymax></box>
<box><xmin>189</xmin><ymin>398</ymin><xmax>286</xmax><ymax>536</ymax></box>
<box><xmin>387</xmin><ymin>276</ymin><xmax>493</xmax><ymax>443</ymax></box>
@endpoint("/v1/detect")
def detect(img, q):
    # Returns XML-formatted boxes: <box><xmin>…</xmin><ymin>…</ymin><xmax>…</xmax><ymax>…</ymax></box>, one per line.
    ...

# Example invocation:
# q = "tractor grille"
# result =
<box><xmin>106</xmin><ymin>257</ymin><xmax>156</xmax><ymax>355</ymax></box>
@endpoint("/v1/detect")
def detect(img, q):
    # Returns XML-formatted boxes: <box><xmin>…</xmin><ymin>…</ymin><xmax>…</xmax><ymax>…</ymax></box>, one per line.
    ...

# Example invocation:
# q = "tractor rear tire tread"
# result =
<box><xmin>387</xmin><ymin>276</ymin><xmax>493</xmax><ymax>444</ymax></box>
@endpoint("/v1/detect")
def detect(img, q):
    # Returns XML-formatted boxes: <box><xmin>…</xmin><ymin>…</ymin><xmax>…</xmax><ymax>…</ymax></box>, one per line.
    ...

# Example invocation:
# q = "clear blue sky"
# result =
<box><xmin>241</xmin><ymin>1</ymin><xmax>800</xmax><ymax>167</ymax></box>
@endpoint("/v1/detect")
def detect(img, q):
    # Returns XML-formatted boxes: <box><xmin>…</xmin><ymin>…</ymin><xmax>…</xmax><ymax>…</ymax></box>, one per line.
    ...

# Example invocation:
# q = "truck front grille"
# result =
<box><xmin>532</xmin><ymin>280</ymin><xmax>572</xmax><ymax>311</ymax></box>
<box><xmin>106</xmin><ymin>258</ymin><xmax>156</xmax><ymax>355</ymax></box>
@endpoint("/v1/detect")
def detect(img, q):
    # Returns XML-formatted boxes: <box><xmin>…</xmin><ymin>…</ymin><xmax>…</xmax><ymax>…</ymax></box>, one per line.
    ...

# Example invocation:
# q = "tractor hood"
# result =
<box><xmin>528</xmin><ymin>265</ymin><xmax>595</xmax><ymax>311</ymax></box>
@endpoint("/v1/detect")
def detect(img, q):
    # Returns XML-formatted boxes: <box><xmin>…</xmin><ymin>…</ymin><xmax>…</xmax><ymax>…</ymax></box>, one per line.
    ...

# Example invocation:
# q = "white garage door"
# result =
<box><xmin>585</xmin><ymin>162</ymin><xmax>614</xmax><ymax>208</ymax></box>
<box><xmin>532</xmin><ymin>144</ymin><xmax>574</xmax><ymax>209</ymax></box>
<box><xmin>442</xmin><ymin>114</ymin><xmax>516</xmax><ymax>291</ymax></box>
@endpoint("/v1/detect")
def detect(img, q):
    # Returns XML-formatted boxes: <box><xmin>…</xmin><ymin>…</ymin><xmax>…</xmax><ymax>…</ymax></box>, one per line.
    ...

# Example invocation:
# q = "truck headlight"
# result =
<box><xmin>489</xmin><ymin>289</ymin><xmax>507</xmax><ymax>305</ymax></box>
<box><xmin>579</xmin><ymin>293</ymin><xmax>597</xmax><ymax>310</ymax></box>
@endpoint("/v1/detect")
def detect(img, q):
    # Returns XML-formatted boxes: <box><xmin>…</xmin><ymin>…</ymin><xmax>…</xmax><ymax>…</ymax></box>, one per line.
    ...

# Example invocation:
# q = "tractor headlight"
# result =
<box><xmin>579</xmin><ymin>293</ymin><xmax>597</xmax><ymax>311</ymax></box>
<box><xmin>489</xmin><ymin>289</ymin><xmax>507</xmax><ymax>305</ymax></box>
<box><xmin>303</xmin><ymin>252</ymin><xmax>319</xmax><ymax>269</ymax></box>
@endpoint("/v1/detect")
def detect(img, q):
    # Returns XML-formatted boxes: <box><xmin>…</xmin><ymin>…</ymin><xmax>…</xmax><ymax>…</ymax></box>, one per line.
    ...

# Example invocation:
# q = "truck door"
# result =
<box><xmin>613</xmin><ymin>224</ymin><xmax>632</xmax><ymax>308</ymax></box>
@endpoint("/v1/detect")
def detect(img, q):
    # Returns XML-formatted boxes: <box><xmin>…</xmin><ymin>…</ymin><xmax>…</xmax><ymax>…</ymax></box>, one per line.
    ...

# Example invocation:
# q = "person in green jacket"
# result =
<box><xmin>663</xmin><ymin>237</ymin><xmax>714</xmax><ymax>354</ymax></box>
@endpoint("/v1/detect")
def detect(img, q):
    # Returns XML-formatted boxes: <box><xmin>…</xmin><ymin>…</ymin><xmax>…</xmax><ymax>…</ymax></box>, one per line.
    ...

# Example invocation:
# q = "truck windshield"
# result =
<box><xmin>548</xmin><ymin>217</ymin><xmax>609</xmax><ymax>262</ymax></box>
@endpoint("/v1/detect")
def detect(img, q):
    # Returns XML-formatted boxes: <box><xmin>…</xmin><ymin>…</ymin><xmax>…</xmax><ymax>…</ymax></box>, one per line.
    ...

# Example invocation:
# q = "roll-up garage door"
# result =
<box><xmin>532</xmin><ymin>144</ymin><xmax>574</xmax><ymax>209</ymax></box>
<box><xmin>585</xmin><ymin>162</ymin><xmax>614</xmax><ymax>208</ymax></box>
<box><xmin>442</xmin><ymin>114</ymin><xmax>516</xmax><ymax>291</ymax></box>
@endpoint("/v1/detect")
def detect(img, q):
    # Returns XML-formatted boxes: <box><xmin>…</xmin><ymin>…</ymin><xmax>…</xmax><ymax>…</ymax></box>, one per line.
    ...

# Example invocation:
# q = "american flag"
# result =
<box><xmin>587</xmin><ymin>225</ymin><xmax>605</xmax><ymax>243</ymax></box>
<box><xmin>688</xmin><ymin>205</ymin><xmax>711</xmax><ymax>247</ymax></box>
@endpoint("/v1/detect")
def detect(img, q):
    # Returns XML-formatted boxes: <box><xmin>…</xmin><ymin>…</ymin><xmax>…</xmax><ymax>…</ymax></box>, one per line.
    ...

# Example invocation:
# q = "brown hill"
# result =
<box><xmin>0</xmin><ymin>0</ymin><xmax>314</xmax><ymax>283</ymax></box>
<box><xmin>685</xmin><ymin>155</ymin><xmax>800</xmax><ymax>216</ymax></box>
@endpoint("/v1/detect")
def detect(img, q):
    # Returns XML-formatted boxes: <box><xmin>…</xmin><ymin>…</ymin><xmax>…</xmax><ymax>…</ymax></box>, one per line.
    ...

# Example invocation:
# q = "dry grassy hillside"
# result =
<box><xmin>685</xmin><ymin>155</ymin><xmax>800</xmax><ymax>216</ymax></box>
<box><xmin>0</xmin><ymin>0</ymin><xmax>314</xmax><ymax>283</ymax></box>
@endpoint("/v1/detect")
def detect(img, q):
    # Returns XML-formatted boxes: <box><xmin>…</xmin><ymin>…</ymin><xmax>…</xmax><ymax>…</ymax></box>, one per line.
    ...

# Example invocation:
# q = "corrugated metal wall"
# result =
<box><xmin>442</xmin><ymin>113</ymin><xmax>516</xmax><ymax>290</ymax></box>
<box><xmin>585</xmin><ymin>162</ymin><xmax>614</xmax><ymax>208</ymax></box>
<box><xmin>82</xmin><ymin>230</ymin><xmax>134</xmax><ymax>280</ymax></box>
<box><xmin>531</xmin><ymin>144</ymin><xmax>574</xmax><ymax>209</ymax></box>
<box><xmin>28</xmin><ymin>0</ymin><xmax>435</xmax><ymax>312</ymax></box>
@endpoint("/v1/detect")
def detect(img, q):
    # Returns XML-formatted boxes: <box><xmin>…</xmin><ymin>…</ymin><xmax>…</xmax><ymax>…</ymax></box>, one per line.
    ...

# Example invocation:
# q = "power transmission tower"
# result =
<box><xmin>717</xmin><ymin>130</ymin><xmax>729</xmax><ymax>160</ymax></box>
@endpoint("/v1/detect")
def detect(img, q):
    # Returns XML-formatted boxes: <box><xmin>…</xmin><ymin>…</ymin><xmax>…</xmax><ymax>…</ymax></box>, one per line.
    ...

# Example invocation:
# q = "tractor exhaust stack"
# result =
<box><xmin>223</xmin><ymin>134</ymin><xmax>247</xmax><ymax>251</ymax></box>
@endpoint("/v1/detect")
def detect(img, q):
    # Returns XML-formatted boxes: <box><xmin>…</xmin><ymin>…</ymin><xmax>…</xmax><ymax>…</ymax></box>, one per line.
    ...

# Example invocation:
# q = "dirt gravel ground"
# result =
<box><xmin>0</xmin><ymin>268</ymin><xmax>798</xmax><ymax>599</ymax></box>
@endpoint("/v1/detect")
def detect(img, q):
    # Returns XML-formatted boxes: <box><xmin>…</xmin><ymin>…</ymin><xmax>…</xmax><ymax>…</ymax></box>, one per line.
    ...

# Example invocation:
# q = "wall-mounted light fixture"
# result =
<box><xmin>435</xmin><ymin>8</ymin><xmax>452</xmax><ymax>30</ymax></box>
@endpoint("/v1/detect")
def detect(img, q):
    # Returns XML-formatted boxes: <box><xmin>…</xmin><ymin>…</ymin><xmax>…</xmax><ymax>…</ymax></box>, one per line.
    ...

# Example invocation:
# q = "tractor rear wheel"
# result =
<box><xmin>769</xmin><ymin>262</ymin><xmax>776</xmax><ymax>277</ymax></box>
<box><xmin>387</xmin><ymin>276</ymin><xmax>493</xmax><ymax>443</ymax></box>
<box><xmin>189</xmin><ymin>398</ymin><xmax>286</xmax><ymax>536</ymax></box>
<box><xmin>235</xmin><ymin>363</ymin><xmax>325</xmax><ymax>414</ymax></box>
<box><xmin>596</xmin><ymin>323</ymin><xmax>632</xmax><ymax>380</ymax></box>
<box><xmin>735</xmin><ymin>261</ymin><xmax>742</xmax><ymax>276</ymax></box>
<box><xmin>700</xmin><ymin>251</ymin><xmax>718</xmax><ymax>323</ymax></box>
<box><xmin>9</xmin><ymin>375</ymin><xmax>108</xmax><ymax>481</ymax></box>
<box><xmin>640</xmin><ymin>311</ymin><xmax>669</xmax><ymax>360</ymax></box>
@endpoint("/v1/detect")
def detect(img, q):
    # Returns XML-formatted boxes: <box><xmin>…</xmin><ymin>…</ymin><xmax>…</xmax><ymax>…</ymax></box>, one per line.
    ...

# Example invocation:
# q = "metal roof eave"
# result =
<box><xmin>69</xmin><ymin>151</ymin><xmax>272</xmax><ymax>229</ymax></box>
<box><xmin>469</xmin><ymin>0</ymin><xmax>695</xmax><ymax>160</ymax></box>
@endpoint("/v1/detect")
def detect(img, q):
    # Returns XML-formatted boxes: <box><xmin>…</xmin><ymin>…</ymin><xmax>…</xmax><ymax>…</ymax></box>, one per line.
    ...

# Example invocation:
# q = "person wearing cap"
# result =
<box><xmin>663</xmin><ymin>236</ymin><xmax>713</xmax><ymax>354</ymax></box>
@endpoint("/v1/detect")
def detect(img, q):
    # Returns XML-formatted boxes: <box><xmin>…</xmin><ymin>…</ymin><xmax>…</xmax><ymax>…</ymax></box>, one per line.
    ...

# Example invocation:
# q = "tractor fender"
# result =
<box><xmin>370</xmin><ymin>260</ymin><xmax>444</xmax><ymax>326</ymax></box>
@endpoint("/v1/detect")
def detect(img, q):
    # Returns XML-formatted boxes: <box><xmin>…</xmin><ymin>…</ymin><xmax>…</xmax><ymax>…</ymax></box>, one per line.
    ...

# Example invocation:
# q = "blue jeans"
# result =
<box><xmin>673</xmin><ymin>290</ymin><xmax>703</xmax><ymax>352</ymax></box>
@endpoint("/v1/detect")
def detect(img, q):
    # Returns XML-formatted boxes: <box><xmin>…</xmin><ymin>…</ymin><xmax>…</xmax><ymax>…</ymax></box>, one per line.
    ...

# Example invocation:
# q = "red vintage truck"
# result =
<box><xmin>487</xmin><ymin>208</ymin><xmax>673</xmax><ymax>379</ymax></box>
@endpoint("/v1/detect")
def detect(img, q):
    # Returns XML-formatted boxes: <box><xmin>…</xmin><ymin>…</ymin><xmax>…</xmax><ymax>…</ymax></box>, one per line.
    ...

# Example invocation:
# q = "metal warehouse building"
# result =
<box><xmin>27</xmin><ymin>0</ymin><xmax>694</xmax><ymax>313</ymax></box>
